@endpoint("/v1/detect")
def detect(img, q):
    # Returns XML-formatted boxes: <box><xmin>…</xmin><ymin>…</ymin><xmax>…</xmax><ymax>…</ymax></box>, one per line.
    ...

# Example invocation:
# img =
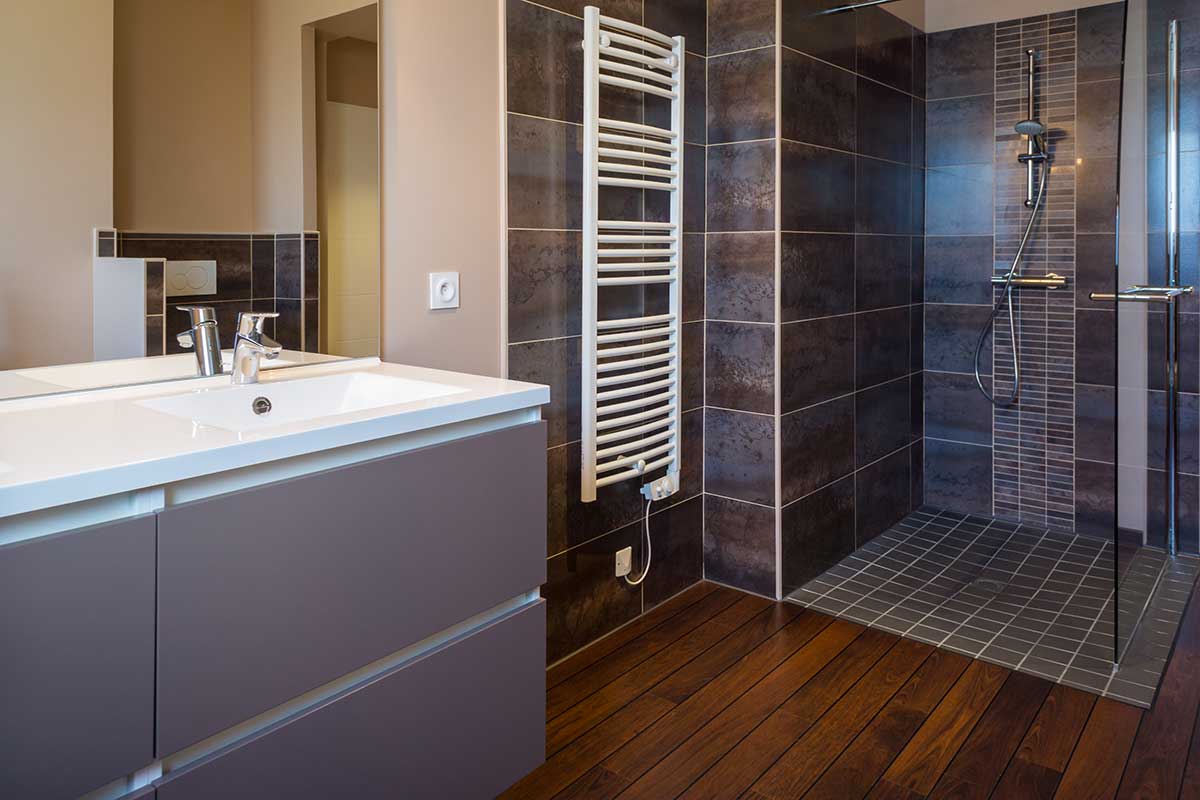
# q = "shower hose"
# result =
<box><xmin>974</xmin><ymin>164</ymin><xmax>1048</xmax><ymax>407</ymax></box>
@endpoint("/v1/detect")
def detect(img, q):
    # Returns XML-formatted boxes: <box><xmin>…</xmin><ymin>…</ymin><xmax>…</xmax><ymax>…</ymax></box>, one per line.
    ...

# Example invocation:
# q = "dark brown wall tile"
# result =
<box><xmin>855</xmin><ymin>5</ymin><xmax>912</xmax><ymax>93</ymax></box>
<box><xmin>705</xmin><ymin>321</ymin><xmax>775</xmax><ymax>414</ymax></box>
<box><xmin>925</xmin><ymin>235</ymin><xmax>993</xmax><ymax>304</ymax></box>
<box><xmin>925</xmin><ymin>303</ymin><xmax>992</xmax><ymax>374</ymax></box>
<box><xmin>303</xmin><ymin>298</ymin><xmax>318</xmax><ymax>352</ymax></box>
<box><xmin>781</xmin><ymin>233</ymin><xmax>855</xmax><ymax>321</ymax></box>
<box><xmin>706</xmin><ymin>232</ymin><xmax>775</xmax><ymax>323</ymax></box>
<box><xmin>704</xmin><ymin>494</ymin><xmax>776</xmax><ymax>596</ymax></box>
<box><xmin>925</xmin><ymin>370</ymin><xmax>992</xmax><ymax>447</ymax></box>
<box><xmin>781</xmin><ymin>141</ymin><xmax>855</xmax><ymax>232</ymax></box>
<box><xmin>855</xmin><ymin>445</ymin><xmax>912</xmax><ymax>543</ymax></box>
<box><xmin>926</xmin><ymin>94</ymin><xmax>994</xmax><ymax>166</ymax></box>
<box><xmin>782</xmin><ymin>395</ymin><xmax>854</xmax><ymax>504</ymax></box>
<box><xmin>782</xmin><ymin>475</ymin><xmax>855</xmax><ymax>593</ymax></box>
<box><xmin>508</xmin><ymin>337</ymin><xmax>582</xmax><ymax>447</ymax></box>
<box><xmin>708</xmin><ymin>140</ymin><xmax>776</xmax><ymax>231</ymax></box>
<box><xmin>121</xmin><ymin>237</ymin><xmax>253</xmax><ymax>304</ymax></box>
<box><xmin>1077</xmin><ymin>2</ymin><xmax>1126</xmax><ymax>84</ymax></box>
<box><xmin>145</xmin><ymin>316</ymin><xmax>164</xmax><ymax>357</ymax></box>
<box><xmin>924</xmin><ymin>438</ymin><xmax>992</xmax><ymax>515</ymax></box>
<box><xmin>926</xmin><ymin>23</ymin><xmax>994</xmax><ymax>100</ymax></box>
<box><xmin>708</xmin><ymin>47</ymin><xmax>776</xmax><ymax>144</ymax></box>
<box><xmin>547</xmin><ymin>442</ymin><xmax>644</xmax><ymax>556</ymax></box>
<box><xmin>855</xmin><ymin>156</ymin><xmax>912</xmax><ymax>235</ymax></box>
<box><xmin>781</xmin><ymin>314</ymin><xmax>854</xmax><ymax>411</ymax></box>
<box><xmin>709</xmin><ymin>0</ymin><xmax>775</xmax><ymax>55</ymax></box>
<box><xmin>782</xmin><ymin>48</ymin><xmax>856</xmax><ymax>151</ymax></box>
<box><xmin>645</xmin><ymin>495</ymin><xmax>704</xmax><ymax>607</ymax></box>
<box><xmin>275</xmin><ymin>236</ymin><xmax>302</xmax><ymax>299</ymax></box>
<box><xmin>855</xmin><ymin>377</ymin><xmax>910</xmax><ymax>466</ymax></box>
<box><xmin>534</xmin><ymin>0</ymin><xmax>641</xmax><ymax>24</ymax></box>
<box><xmin>646</xmin><ymin>0</ymin><xmax>707</xmax><ymax>55</ymax></box>
<box><xmin>144</xmin><ymin>259</ymin><xmax>164</xmax><ymax>315</ymax></box>
<box><xmin>251</xmin><ymin>236</ymin><xmax>274</xmax><ymax>301</ymax></box>
<box><xmin>856</xmin><ymin>77</ymin><xmax>911</xmax><ymax>164</ymax></box>
<box><xmin>856</xmin><ymin>306</ymin><xmax>910</xmax><ymax>388</ymax></box>
<box><xmin>781</xmin><ymin>0</ymin><xmax>855</xmax><ymax>70</ymax></box>
<box><xmin>303</xmin><ymin>235</ymin><xmax>319</xmax><ymax>301</ymax></box>
<box><xmin>926</xmin><ymin>164</ymin><xmax>994</xmax><ymax>235</ymax></box>
<box><xmin>275</xmin><ymin>298</ymin><xmax>302</xmax><ymax>350</ymax></box>
<box><xmin>855</xmin><ymin>234</ymin><xmax>910</xmax><ymax>312</ymax></box>
<box><xmin>704</xmin><ymin>408</ymin><xmax>775</xmax><ymax>505</ymax></box>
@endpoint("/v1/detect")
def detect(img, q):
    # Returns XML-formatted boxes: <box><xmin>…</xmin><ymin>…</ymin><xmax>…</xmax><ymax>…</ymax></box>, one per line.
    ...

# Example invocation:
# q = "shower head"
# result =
<box><xmin>1015</xmin><ymin>119</ymin><xmax>1046</xmax><ymax>138</ymax></box>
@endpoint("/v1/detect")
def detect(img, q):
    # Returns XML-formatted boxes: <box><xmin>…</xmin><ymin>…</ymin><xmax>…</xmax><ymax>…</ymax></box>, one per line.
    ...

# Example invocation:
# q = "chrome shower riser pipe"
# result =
<box><xmin>1025</xmin><ymin>49</ymin><xmax>1038</xmax><ymax>208</ymax></box>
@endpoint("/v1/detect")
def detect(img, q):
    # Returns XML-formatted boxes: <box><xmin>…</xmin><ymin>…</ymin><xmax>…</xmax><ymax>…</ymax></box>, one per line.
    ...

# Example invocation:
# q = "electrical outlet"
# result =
<box><xmin>615</xmin><ymin>546</ymin><xmax>632</xmax><ymax>578</ymax></box>
<box><xmin>641</xmin><ymin>473</ymin><xmax>680</xmax><ymax>501</ymax></box>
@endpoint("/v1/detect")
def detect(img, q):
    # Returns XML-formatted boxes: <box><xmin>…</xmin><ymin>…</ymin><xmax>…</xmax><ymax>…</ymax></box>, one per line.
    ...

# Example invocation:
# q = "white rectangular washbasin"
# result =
<box><xmin>137</xmin><ymin>371</ymin><xmax>466</xmax><ymax>433</ymax></box>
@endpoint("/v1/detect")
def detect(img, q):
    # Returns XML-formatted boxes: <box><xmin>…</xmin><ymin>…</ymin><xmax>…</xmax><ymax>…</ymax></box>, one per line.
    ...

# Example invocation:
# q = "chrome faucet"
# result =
<box><xmin>231</xmin><ymin>312</ymin><xmax>282</xmax><ymax>385</ymax></box>
<box><xmin>176</xmin><ymin>306</ymin><xmax>223</xmax><ymax>377</ymax></box>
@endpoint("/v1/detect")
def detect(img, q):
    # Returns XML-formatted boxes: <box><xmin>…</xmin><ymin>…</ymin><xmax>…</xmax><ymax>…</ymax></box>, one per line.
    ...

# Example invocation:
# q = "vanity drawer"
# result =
<box><xmin>0</xmin><ymin>515</ymin><xmax>156</xmax><ymax>800</ymax></box>
<box><xmin>156</xmin><ymin>421</ymin><xmax>546</xmax><ymax>754</ymax></box>
<box><xmin>155</xmin><ymin>600</ymin><xmax>545</xmax><ymax>800</ymax></box>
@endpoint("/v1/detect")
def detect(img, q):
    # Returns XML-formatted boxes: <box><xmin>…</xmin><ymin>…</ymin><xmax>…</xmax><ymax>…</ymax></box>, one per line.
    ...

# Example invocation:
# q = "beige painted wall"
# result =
<box><xmin>924</xmin><ymin>0</ymin><xmax>1118</xmax><ymax>32</ymax></box>
<box><xmin>114</xmin><ymin>0</ymin><xmax>254</xmax><ymax>231</ymax></box>
<box><xmin>0</xmin><ymin>0</ymin><xmax>113</xmax><ymax>369</ymax></box>
<box><xmin>379</xmin><ymin>0</ymin><xmax>503</xmax><ymax>377</ymax></box>
<box><xmin>252</xmin><ymin>0</ymin><xmax>371</xmax><ymax>232</ymax></box>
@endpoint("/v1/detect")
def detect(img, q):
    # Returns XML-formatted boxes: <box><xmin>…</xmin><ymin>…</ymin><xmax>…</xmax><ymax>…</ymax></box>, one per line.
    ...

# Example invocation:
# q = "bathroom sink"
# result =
<box><xmin>137</xmin><ymin>370</ymin><xmax>466</xmax><ymax>433</ymax></box>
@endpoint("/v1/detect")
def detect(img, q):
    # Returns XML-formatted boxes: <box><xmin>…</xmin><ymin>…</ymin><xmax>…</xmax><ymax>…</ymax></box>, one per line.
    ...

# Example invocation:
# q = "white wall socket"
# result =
<box><xmin>429</xmin><ymin>271</ymin><xmax>460</xmax><ymax>309</ymax></box>
<box><xmin>615</xmin><ymin>546</ymin><xmax>632</xmax><ymax>578</ymax></box>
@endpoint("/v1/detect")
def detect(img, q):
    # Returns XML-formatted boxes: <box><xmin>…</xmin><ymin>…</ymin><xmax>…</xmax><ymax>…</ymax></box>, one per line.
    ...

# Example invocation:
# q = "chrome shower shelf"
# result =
<box><xmin>1088</xmin><ymin>285</ymin><xmax>1195</xmax><ymax>303</ymax></box>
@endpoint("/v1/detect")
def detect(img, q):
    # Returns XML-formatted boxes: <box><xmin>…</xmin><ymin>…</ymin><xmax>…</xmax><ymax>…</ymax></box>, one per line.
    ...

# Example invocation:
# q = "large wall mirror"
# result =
<box><xmin>0</xmin><ymin>0</ymin><xmax>379</xmax><ymax>400</ymax></box>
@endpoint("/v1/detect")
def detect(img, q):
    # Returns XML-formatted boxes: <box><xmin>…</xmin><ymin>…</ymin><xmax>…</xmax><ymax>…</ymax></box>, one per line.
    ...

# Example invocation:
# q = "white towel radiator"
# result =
<box><xmin>580</xmin><ymin>7</ymin><xmax>684</xmax><ymax>503</ymax></box>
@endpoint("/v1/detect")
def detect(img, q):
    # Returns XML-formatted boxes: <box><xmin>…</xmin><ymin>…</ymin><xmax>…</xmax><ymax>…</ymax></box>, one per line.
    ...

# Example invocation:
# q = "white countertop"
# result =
<box><xmin>0</xmin><ymin>358</ymin><xmax>548</xmax><ymax>520</ymax></box>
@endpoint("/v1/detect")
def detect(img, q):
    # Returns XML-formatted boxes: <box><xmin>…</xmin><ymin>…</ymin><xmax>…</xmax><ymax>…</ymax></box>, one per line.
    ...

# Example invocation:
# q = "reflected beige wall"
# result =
<box><xmin>0</xmin><ymin>0</ymin><xmax>113</xmax><ymax>369</ymax></box>
<box><xmin>924</xmin><ymin>0</ymin><xmax>1118</xmax><ymax>31</ymax></box>
<box><xmin>379</xmin><ymin>0</ymin><xmax>503</xmax><ymax>377</ymax></box>
<box><xmin>114</xmin><ymin>0</ymin><xmax>254</xmax><ymax>231</ymax></box>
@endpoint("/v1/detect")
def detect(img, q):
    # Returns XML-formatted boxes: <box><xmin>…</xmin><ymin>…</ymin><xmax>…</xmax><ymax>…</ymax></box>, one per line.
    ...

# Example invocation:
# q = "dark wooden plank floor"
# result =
<box><xmin>501</xmin><ymin>579</ymin><xmax>1200</xmax><ymax>800</ymax></box>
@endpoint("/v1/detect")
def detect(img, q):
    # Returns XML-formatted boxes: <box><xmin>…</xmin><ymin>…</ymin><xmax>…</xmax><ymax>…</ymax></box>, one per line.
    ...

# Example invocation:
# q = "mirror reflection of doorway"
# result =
<box><xmin>307</xmin><ymin>5</ymin><xmax>380</xmax><ymax>357</ymax></box>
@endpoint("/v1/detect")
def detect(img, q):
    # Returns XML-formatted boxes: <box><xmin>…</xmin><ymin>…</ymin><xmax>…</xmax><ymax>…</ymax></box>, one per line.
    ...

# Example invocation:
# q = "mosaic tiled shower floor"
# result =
<box><xmin>789</xmin><ymin>508</ymin><xmax>1200</xmax><ymax>707</ymax></box>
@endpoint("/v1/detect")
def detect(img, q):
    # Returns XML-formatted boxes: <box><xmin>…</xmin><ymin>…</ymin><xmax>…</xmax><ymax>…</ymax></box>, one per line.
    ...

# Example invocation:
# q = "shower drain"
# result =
<box><xmin>968</xmin><ymin>577</ymin><xmax>1009</xmax><ymax>594</ymax></box>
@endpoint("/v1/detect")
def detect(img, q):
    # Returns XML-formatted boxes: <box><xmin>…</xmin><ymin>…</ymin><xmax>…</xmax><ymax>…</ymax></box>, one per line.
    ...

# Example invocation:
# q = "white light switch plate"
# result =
<box><xmin>165</xmin><ymin>260</ymin><xmax>217</xmax><ymax>296</ymax></box>
<box><xmin>429</xmin><ymin>272</ymin><xmax>460</xmax><ymax>310</ymax></box>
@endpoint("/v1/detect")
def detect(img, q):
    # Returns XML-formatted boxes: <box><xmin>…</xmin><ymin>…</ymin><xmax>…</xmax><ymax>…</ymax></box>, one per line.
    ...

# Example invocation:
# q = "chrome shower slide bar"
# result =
<box><xmin>581</xmin><ymin>7</ymin><xmax>685</xmax><ymax>503</ymax></box>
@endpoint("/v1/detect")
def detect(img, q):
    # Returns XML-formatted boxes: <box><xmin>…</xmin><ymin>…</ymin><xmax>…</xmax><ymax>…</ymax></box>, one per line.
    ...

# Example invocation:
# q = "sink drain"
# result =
<box><xmin>252</xmin><ymin>396</ymin><xmax>272</xmax><ymax>415</ymax></box>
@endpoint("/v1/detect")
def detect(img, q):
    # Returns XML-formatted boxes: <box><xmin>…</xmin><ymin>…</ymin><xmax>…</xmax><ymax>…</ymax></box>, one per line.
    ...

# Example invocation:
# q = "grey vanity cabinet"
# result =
<box><xmin>155</xmin><ymin>600</ymin><xmax>545</xmax><ymax>800</ymax></box>
<box><xmin>156</xmin><ymin>421</ymin><xmax>547</xmax><ymax>755</ymax></box>
<box><xmin>0</xmin><ymin>515</ymin><xmax>157</xmax><ymax>800</ymax></box>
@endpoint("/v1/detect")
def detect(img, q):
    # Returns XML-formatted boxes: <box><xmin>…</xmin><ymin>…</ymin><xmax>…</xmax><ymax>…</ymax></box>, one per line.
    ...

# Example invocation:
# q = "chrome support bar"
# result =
<box><xmin>991</xmin><ymin>272</ymin><xmax>1068</xmax><ymax>289</ymax></box>
<box><xmin>1025</xmin><ymin>49</ymin><xmax>1038</xmax><ymax>208</ymax></box>
<box><xmin>1088</xmin><ymin>285</ymin><xmax>1194</xmax><ymax>304</ymax></box>
<box><xmin>1167</xmin><ymin>19</ymin><xmax>1182</xmax><ymax>556</ymax></box>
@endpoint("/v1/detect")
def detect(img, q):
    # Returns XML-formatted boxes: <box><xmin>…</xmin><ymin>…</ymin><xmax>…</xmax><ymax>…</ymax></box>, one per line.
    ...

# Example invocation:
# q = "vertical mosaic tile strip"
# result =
<box><xmin>993</xmin><ymin>13</ymin><xmax>1078</xmax><ymax>530</ymax></box>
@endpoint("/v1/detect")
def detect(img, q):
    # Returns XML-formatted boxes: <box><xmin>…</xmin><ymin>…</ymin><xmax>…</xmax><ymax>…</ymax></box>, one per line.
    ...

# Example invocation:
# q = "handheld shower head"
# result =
<box><xmin>1015</xmin><ymin>119</ymin><xmax>1047</xmax><ymax>155</ymax></box>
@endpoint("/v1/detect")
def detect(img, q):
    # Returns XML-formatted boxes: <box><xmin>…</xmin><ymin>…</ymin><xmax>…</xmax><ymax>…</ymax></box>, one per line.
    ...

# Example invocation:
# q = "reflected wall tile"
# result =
<box><xmin>856</xmin><ymin>78</ymin><xmax>911</xmax><ymax>164</ymax></box>
<box><xmin>781</xmin><ymin>233</ymin><xmax>855</xmax><ymax>321</ymax></box>
<box><xmin>855</xmin><ymin>157</ymin><xmax>911</xmax><ymax>235</ymax></box>
<box><xmin>708</xmin><ymin>141</ymin><xmax>776</xmax><ymax>232</ymax></box>
<box><xmin>925</xmin><ymin>235</ymin><xmax>993</xmax><ymax>305</ymax></box>
<box><xmin>707</xmin><ymin>232</ymin><xmax>775</xmax><ymax>323</ymax></box>
<box><xmin>781</xmin><ymin>314</ymin><xmax>855</xmax><ymax>411</ymax></box>
<box><xmin>1077</xmin><ymin>80</ymin><xmax>1121</xmax><ymax>158</ymax></box>
<box><xmin>1074</xmin><ymin>458</ymin><xmax>1116</xmax><ymax>538</ymax></box>
<box><xmin>304</xmin><ymin>299</ymin><xmax>318</xmax><ymax>352</ymax></box>
<box><xmin>706</xmin><ymin>321</ymin><xmax>775</xmax><ymax>414</ymax></box>
<box><xmin>508</xmin><ymin>337</ymin><xmax>581</xmax><ymax>447</ymax></box>
<box><xmin>781</xmin><ymin>141</ymin><xmax>855</xmax><ymax>233</ymax></box>
<box><xmin>275</xmin><ymin>236</ymin><xmax>302</xmax><ymax>299</ymax></box>
<box><xmin>1147</xmin><ymin>469</ymin><xmax>1200</xmax><ymax>553</ymax></box>
<box><xmin>781</xmin><ymin>48</ymin><xmax>856</xmax><ymax>151</ymax></box>
<box><xmin>709</xmin><ymin>0</ymin><xmax>775</xmax><ymax>55</ymax></box>
<box><xmin>856</xmin><ymin>446</ymin><xmax>911</xmax><ymax>544</ymax></box>
<box><xmin>122</xmin><ymin>236</ymin><xmax>253</xmax><ymax>304</ymax></box>
<box><xmin>781</xmin><ymin>395</ymin><xmax>854</xmax><ymax>505</ymax></box>
<box><xmin>926</xmin><ymin>95</ymin><xmax>994</xmax><ymax>167</ymax></box>
<box><xmin>855</xmin><ymin>234</ymin><xmax>910</xmax><ymax>312</ymax></box>
<box><xmin>646</xmin><ymin>0</ymin><xmax>707</xmax><ymax>56</ymax></box>
<box><xmin>925</xmin><ymin>438</ymin><xmax>993</xmax><ymax>515</ymax></box>
<box><xmin>1146</xmin><ymin>231</ymin><xmax>1199</xmax><ymax>312</ymax></box>
<box><xmin>925</xmin><ymin>303</ymin><xmax>992</xmax><ymax>374</ymax></box>
<box><xmin>1077</xmin><ymin>157</ymin><xmax>1119</xmax><ymax>233</ymax></box>
<box><xmin>856</xmin><ymin>306</ymin><xmax>910</xmax><ymax>388</ymax></box>
<box><xmin>645</xmin><ymin>495</ymin><xmax>704</xmax><ymax>607</ymax></box>
<box><xmin>707</xmin><ymin>47</ymin><xmax>776</xmax><ymax>144</ymax></box>
<box><xmin>1076</xmin><ymin>308</ymin><xmax>1116</xmax><ymax>387</ymax></box>
<box><xmin>1148</xmin><ymin>313</ymin><xmax>1199</xmax><ymax>393</ymax></box>
<box><xmin>275</xmin><ymin>299</ymin><xmax>301</xmax><ymax>351</ymax></box>
<box><xmin>704</xmin><ymin>494</ymin><xmax>776</xmax><ymax>596</ymax></box>
<box><xmin>1075</xmin><ymin>233</ymin><xmax>1118</xmax><ymax>309</ymax></box>
<box><xmin>856</xmin><ymin>377</ymin><xmax>910</xmax><ymax>466</ymax></box>
<box><xmin>925</xmin><ymin>370</ymin><xmax>992</xmax><ymax>447</ymax></box>
<box><xmin>251</xmin><ymin>236</ymin><xmax>274</xmax><ymax>300</ymax></box>
<box><xmin>781</xmin><ymin>475</ymin><xmax>855</xmax><ymax>593</ymax></box>
<box><xmin>145</xmin><ymin>316</ymin><xmax>164</xmax><ymax>357</ymax></box>
<box><xmin>1149</xmin><ymin>391</ymin><xmax>1200</xmax><ymax>474</ymax></box>
<box><xmin>926</xmin><ymin>23</ymin><xmax>994</xmax><ymax>100</ymax></box>
<box><xmin>1076</xmin><ymin>383</ymin><xmax>1116</xmax><ymax>464</ymax></box>
<box><xmin>855</xmin><ymin>5</ymin><xmax>912</xmax><ymax>93</ymax></box>
<box><xmin>544</xmin><ymin>524</ymin><xmax>642</xmax><ymax>663</ymax></box>
<box><xmin>1077</xmin><ymin>2</ymin><xmax>1126</xmax><ymax>84</ymax></box>
<box><xmin>1147</xmin><ymin>71</ymin><xmax>1200</xmax><ymax>155</ymax></box>
<box><xmin>704</xmin><ymin>408</ymin><xmax>775</xmax><ymax>505</ymax></box>
<box><xmin>546</xmin><ymin>442</ymin><xmax>644</xmax><ymax>556</ymax></box>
